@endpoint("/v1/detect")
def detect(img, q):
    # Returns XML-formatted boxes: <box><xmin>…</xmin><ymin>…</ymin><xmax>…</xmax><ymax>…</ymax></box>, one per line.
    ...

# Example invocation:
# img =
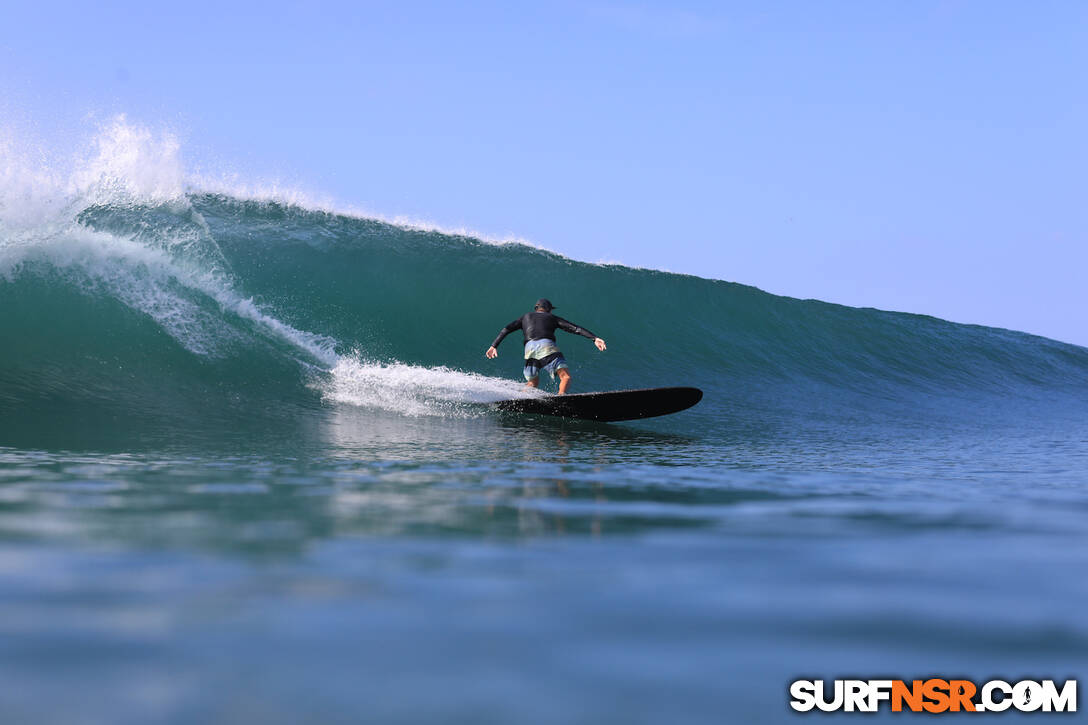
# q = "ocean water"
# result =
<box><xmin>1</xmin><ymin>123</ymin><xmax>1087</xmax><ymax>723</ymax></box>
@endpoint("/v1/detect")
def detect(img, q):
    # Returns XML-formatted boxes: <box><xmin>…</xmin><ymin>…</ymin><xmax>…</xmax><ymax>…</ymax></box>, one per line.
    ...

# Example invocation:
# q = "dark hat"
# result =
<box><xmin>534</xmin><ymin>298</ymin><xmax>555</xmax><ymax>311</ymax></box>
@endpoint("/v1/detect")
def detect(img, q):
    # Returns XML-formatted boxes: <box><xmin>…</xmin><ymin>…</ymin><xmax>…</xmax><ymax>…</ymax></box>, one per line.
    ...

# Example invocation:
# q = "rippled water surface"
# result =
<box><xmin>2</xmin><ymin>408</ymin><xmax>1085</xmax><ymax>724</ymax></box>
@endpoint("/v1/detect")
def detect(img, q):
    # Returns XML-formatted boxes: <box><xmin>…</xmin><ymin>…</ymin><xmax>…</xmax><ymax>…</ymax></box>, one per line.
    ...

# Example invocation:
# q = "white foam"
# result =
<box><xmin>71</xmin><ymin>114</ymin><xmax>187</xmax><ymax>205</ymax></box>
<box><xmin>319</xmin><ymin>354</ymin><xmax>538</xmax><ymax>417</ymax></box>
<box><xmin>0</xmin><ymin>220</ymin><xmax>336</xmax><ymax>362</ymax></box>
<box><xmin>0</xmin><ymin>116</ymin><xmax>336</xmax><ymax>363</ymax></box>
<box><xmin>0</xmin><ymin>130</ymin><xmax>72</xmax><ymax>234</ymax></box>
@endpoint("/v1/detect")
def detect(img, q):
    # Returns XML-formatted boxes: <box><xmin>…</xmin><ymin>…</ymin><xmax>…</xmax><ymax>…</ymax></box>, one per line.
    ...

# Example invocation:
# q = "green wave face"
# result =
<box><xmin>3</xmin><ymin>191</ymin><xmax>1088</xmax><ymax>448</ymax></box>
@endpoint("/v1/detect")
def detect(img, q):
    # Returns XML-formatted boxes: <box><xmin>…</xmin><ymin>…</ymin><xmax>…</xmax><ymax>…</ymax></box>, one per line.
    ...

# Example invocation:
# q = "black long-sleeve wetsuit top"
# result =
<box><xmin>490</xmin><ymin>311</ymin><xmax>597</xmax><ymax>352</ymax></box>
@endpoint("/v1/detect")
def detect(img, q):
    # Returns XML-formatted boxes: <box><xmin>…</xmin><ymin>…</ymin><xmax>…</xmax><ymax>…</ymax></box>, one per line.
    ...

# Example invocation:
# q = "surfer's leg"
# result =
<box><xmin>557</xmin><ymin>368</ymin><xmax>572</xmax><ymax>394</ymax></box>
<box><xmin>524</xmin><ymin>360</ymin><xmax>541</xmax><ymax>387</ymax></box>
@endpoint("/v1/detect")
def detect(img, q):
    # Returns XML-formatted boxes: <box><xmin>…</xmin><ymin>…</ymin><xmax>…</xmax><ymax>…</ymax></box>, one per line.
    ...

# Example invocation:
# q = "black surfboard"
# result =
<box><xmin>489</xmin><ymin>386</ymin><xmax>702</xmax><ymax>422</ymax></box>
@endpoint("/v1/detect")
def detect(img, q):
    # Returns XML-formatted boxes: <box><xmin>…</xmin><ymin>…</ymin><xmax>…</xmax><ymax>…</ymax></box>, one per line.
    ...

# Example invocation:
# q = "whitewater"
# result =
<box><xmin>1</xmin><ymin>118</ymin><xmax>1086</xmax><ymax>723</ymax></box>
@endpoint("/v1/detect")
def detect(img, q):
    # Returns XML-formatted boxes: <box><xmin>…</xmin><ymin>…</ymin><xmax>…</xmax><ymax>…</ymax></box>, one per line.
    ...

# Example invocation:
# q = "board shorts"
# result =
<box><xmin>523</xmin><ymin>339</ymin><xmax>569</xmax><ymax>381</ymax></box>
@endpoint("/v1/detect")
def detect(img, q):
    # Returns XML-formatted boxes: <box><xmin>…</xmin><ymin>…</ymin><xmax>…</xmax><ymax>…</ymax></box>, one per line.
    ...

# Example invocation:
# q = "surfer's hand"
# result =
<box><xmin>486</xmin><ymin>346</ymin><xmax>498</xmax><ymax>359</ymax></box>
<box><xmin>595</xmin><ymin>338</ymin><xmax>607</xmax><ymax>351</ymax></box>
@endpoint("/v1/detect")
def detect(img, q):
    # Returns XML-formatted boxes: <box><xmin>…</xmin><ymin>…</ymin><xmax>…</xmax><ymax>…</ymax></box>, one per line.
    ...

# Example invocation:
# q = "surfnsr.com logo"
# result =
<box><xmin>789</xmin><ymin>679</ymin><xmax>1077</xmax><ymax>713</ymax></box>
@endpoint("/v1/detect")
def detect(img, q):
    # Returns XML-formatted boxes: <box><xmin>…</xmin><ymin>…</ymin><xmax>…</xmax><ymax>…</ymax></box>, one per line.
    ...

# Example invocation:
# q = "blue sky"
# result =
<box><xmin>3</xmin><ymin>1</ymin><xmax>1086</xmax><ymax>345</ymax></box>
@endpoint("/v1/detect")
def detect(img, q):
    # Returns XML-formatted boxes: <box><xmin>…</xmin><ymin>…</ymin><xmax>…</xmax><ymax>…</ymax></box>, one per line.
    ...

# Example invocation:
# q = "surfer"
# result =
<box><xmin>486</xmin><ymin>298</ymin><xmax>606</xmax><ymax>394</ymax></box>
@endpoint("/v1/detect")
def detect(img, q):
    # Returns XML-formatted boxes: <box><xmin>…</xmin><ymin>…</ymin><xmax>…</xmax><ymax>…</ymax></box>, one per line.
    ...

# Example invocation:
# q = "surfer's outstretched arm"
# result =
<box><xmin>555</xmin><ymin>316</ymin><xmax>596</xmax><ymax>341</ymax></box>
<box><xmin>555</xmin><ymin>317</ymin><xmax>606</xmax><ymax>352</ymax></box>
<box><xmin>486</xmin><ymin>318</ymin><xmax>523</xmax><ymax>358</ymax></box>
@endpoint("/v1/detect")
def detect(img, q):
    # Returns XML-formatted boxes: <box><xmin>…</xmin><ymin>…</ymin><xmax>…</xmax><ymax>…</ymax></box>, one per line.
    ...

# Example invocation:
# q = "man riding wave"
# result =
<box><xmin>485</xmin><ymin>298</ymin><xmax>606</xmax><ymax>395</ymax></box>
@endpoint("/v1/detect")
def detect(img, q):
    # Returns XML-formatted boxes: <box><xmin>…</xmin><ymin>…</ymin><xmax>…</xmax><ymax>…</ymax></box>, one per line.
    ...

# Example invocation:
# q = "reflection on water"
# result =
<box><xmin>320</xmin><ymin>404</ymin><xmax>704</xmax><ymax>463</ymax></box>
<box><xmin>3</xmin><ymin>402</ymin><xmax>1086</xmax><ymax>557</ymax></box>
